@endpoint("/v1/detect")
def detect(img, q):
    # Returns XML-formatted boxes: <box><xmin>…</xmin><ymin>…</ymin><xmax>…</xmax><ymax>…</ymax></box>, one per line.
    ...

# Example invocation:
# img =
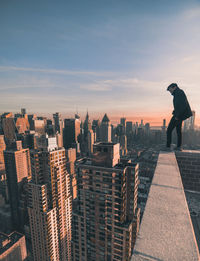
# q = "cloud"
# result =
<box><xmin>184</xmin><ymin>7</ymin><xmax>200</xmax><ymax>19</ymax></box>
<box><xmin>79</xmin><ymin>77</ymin><xmax>166</xmax><ymax>94</ymax></box>
<box><xmin>0</xmin><ymin>66</ymin><xmax>108</xmax><ymax>77</ymax></box>
<box><xmin>80</xmin><ymin>82</ymin><xmax>112</xmax><ymax>91</ymax></box>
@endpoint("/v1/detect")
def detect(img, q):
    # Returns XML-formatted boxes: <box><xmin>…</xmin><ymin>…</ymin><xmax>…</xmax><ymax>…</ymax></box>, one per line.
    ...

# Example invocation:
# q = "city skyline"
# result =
<box><xmin>0</xmin><ymin>105</ymin><xmax>200</xmax><ymax>259</ymax></box>
<box><xmin>0</xmin><ymin>109</ymin><xmax>197</xmax><ymax>128</ymax></box>
<box><xmin>1</xmin><ymin>0</ymin><xmax>200</xmax><ymax>125</ymax></box>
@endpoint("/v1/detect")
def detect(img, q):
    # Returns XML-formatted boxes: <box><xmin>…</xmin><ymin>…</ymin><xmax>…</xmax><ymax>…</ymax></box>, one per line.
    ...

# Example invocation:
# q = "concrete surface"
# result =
<box><xmin>132</xmin><ymin>152</ymin><xmax>200</xmax><ymax>261</ymax></box>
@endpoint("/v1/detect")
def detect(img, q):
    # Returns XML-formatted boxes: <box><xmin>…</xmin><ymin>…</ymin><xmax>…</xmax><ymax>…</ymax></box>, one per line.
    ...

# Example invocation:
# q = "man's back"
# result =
<box><xmin>172</xmin><ymin>87</ymin><xmax>192</xmax><ymax>121</ymax></box>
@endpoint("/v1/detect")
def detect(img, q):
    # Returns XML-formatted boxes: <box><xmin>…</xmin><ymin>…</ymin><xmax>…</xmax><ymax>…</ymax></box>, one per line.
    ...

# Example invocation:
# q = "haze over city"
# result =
<box><xmin>0</xmin><ymin>0</ymin><xmax>200</xmax><ymax>125</ymax></box>
<box><xmin>1</xmin><ymin>2</ymin><xmax>200</xmax><ymax>260</ymax></box>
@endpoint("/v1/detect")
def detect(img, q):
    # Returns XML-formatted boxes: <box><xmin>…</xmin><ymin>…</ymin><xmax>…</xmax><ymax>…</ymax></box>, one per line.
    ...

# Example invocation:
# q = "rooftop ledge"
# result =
<box><xmin>132</xmin><ymin>152</ymin><xmax>200</xmax><ymax>261</ymax></box>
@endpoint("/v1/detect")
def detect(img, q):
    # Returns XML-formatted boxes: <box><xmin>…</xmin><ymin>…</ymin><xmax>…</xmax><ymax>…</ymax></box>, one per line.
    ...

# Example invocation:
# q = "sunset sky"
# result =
<box><xmin>0</xmin><ymin>0</ymin><xmax>200</xmax><ymax>126</ymax></box>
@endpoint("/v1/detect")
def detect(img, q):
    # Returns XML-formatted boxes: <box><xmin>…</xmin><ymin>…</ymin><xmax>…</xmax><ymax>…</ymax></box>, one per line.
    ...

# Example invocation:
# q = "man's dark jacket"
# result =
<box><xmin>172</xmin><ymin>87</ymin><xmax>192</xmax><ymax>120</ymax></box>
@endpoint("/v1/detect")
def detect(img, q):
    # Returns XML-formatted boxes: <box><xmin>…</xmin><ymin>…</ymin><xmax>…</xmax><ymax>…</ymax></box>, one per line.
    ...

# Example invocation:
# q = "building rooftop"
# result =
<box><xmin>0</xmin><ymin>231</ymin><xmax>24</xmax><ymax>255</ymax></box>
<box><xmin>77</xmin><ymin>157</ymin><xmax>137</xmax><ymax>170</ymax></box>
<box><xmin>132</xmin><ymin>152</ymin><xmax>199</xmax><ymax>261</ymax></box>
<box><xmin>93</xmin><ymin>142</ymin><xmax>117</xmax><ymax>146</ymax></box>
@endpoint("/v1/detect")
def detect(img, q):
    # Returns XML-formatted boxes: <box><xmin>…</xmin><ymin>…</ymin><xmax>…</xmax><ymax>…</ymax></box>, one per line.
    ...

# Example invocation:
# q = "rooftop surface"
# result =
<box><xmin>0</xmin><ymin>231</ymin><xmax>24</xmax><ymax>255</ymax></box>
<box><xmin>132</xmin><ymin>152</ymin><xmax>199</xmax><ymax>261</ymax></box>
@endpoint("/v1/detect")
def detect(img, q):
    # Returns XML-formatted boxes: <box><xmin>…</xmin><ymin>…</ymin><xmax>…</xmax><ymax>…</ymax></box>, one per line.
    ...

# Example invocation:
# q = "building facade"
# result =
<box><xmin>100</xmin><ymin>114</ymin><xmax>112</xmax><ymax>143</ymax></box>
<box><xmin>63</xmin><ymin>118</ymin><xmax>81</xmax><ymax>149</ymax></box>
<box><xmin>4</xmin><ymin>141</ymin><xmax>31</xmax><ymax>230</ymax></box>
<box><xmin>28</xmin><ymin>147</ymin><xmax>72</xmax><ymax>261</ymax></box>
<box><xmin>72</xmin><ymin>142</ymin><xmax>140</xmax><ymax>261</ymax></box>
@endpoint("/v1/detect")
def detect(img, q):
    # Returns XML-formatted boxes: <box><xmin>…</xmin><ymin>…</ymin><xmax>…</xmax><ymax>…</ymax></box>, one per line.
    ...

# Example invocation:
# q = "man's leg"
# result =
<box><xmin>176</xmin><ymin>120</ymin><xmax>183</xmax><ymax>148</ymax></box>
<box><xmin>166</xmin><ymin>116</ymin><xmax>176</xmax><ymax>147</ymax></box>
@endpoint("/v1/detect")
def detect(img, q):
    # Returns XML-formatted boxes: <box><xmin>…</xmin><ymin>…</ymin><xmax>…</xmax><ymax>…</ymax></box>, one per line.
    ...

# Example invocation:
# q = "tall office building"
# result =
<box><xmin>63</xmin><ymin>118</ymin><xmax>81</xmax><ymax>149</ymax></box>
<box><xmin>53</xmin><ymin>112</ymin><xmax>64</xmax><ymax>148</ymax></box>
<box><xmin>21</xmin><ymin>108</ymin><xmax>27</xmax><ymax>116</ymax></box>
<box><xmin>92</xmin><ymin>120</ymin><xmax>101</xmax><ymax>142</ymax></box>
<box><xmin>83</xmin><ymin>112</ymin><xmax>92</xmax><ymax>136</ymax></box>
<box><xmin>80</xmin><ymin>112</ymin><xmax>94</xmax><ymax>156</ymax></box>
<box><xmin>120</xmin><ymin>118</ymin><xmax>126</xmax><ymax>135</ymax></box>
<box><xmin>4</xmin><ymin>141</ymin><xmax>31</xmax><ymax>230</ymax></box>
<box><xmin>126</xmin><ymin>121</ymin><xmax>133</xmax><ymax>148</ymax></box>
<box><xmin>100</xmin><ymin>114</ymin><xmax>112</xmax><ymax>142</ymax></box>
<box><xmin>72</xmin><ymin>142</ymin><xmax>140</xmax><ymax>261</ymax></box>
<box><xmin>66</xmin><ymin>148</ymin><xmax>77</xmax><ymax>200</ymax></box>
<box><xmin>0</xmin><ymin>135</ymin><xmax>8</xmax><ymax>202</ymax></box>
<box><xmin>162</xmin><ymin>119</ymin><xmax>166</xmax><ymax>131</ymax></box>
<box><xmin>139</xmin><ymin>120</ymin><xmax>144</xmax><ymax>128</ymax></box>
<box><xmin>120</xmin><ymin>135</ymin><xmax>127</xmax><ymax>156</ymax></box>
<box><xmin>87</xmin><ymin>129</ymin><xmax>94</xmax><ymax>155</ymax></box>
<box><xmin>53</xmin><ymin>112</ymin><xmax>63</xmax><ymax>133</ymax></box>
<box><xmin>0</xmin><ymin>135</ymin><xmax>6</xmax><ymax>167</ymax></box>
<box><xmin>161</xmin><ymin>119</ymin><xmax>166</xmax><ymax>144</ymax></box>
<box><xmin>126</xmin><ymin>121</ymin><xmax>133</xmax><ymax>136</ymax></box>
<box><xmin>184</xmin><ymin>110</ymin><xmax>195</xmax><ymax>131</ymax></box>
<box><xmin>28</xmin><ymin>145</ymin><xmax>72</xmax><ymax>261</ymax></box>
<box><xmin>28</xmin><ymin>114</ymin><xmax>37</xmax><ymax>131</ymax></box>
<box><xmin>33</xmin><ymin>119</ymin><xmax>46</xmax><ymax>135</ymax></box>
<box><xmin>15</xmin><ymin>118</ymin><xmax>30</xmax><ymax>134</ymax></box>
<box><xmin>46</xmin><ymin>119</ymin><xmax>55</xmax><ymax>136</ymax></box>
<box><xmin>1</xmin><ymin>113</ymin><xmax>17</xmax><ymax>147</ymax></box>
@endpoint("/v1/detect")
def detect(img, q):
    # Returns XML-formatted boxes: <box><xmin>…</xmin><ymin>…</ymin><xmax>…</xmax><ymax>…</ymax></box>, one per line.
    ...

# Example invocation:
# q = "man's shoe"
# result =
<box><xmin>161</xmin><ymin>146</ymin><xmax>172</xmax><ymax>152</ymax></box>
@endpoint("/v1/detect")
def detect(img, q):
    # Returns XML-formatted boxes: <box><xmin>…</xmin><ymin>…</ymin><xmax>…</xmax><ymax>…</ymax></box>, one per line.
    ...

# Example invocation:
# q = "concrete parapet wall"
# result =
<box><xmin>176</xmin><ymin>150</ymin><xmax>200</xmax><ymax>192</ymax></box>
<box><xmin>132</xmin><ymin>152</ymin><xmax>199</xmax><ymax>261</ymax></box>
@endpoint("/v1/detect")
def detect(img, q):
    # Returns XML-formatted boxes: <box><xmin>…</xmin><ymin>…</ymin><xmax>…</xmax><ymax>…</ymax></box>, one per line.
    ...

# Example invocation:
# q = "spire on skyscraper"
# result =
<box><xmin>102</xmin><ymin>113</ymin><xmax>110</xmax><ymax>123</ymax></box>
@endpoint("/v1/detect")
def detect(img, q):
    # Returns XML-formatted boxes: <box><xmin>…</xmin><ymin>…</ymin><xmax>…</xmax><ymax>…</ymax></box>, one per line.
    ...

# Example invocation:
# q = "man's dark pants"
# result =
<box><xmin>167</xmin><ymin>116</ymin><xmax>183</xmax><ymax>148</ymax></box>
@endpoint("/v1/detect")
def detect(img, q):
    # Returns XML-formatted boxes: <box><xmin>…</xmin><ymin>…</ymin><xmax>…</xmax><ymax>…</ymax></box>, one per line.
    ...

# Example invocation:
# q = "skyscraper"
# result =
<box><xmin>80</xmin><ymin>112</ymin><xmax>94</xmax><ymax>156</ymax></box>
<box><xmin>87</xmin><ymin>129</ymin><xmax>94</xmax><ymax>155</ymax></box>
<box><xmin>92</xmin><ymin>119</ymin><xmax>101</xmax><ymax>142</ymax></box>
<box><xmin>1</xmin><ymin>113</ymin><xmax>17</xmax><ymax>147</ymax></box>
<box><xmin>33</xmin><ymin>119</ymin><xmax>46</xmax><ymax>135</ymax></box>
<box><xmin>63</xmin><ymin>118</ymin><xmax>81</xmax><ymax>149</ymax></box>
<box><xmin>66</xmin><ymin>148</ymin><xmax>77</xmax><ymax>200</ymax></box>
<box><xmin>184</xmin><ymin>110</ymin><xmax>195</xmax><ymax>131</ymax></box>
<box><xmin>126</xmin><ymin>121</ymin><xmax>133</xmax><ymax>136</ymax></box>
<box><xmin>120</xmin><ymin>134</ymin><xmax>127</xmax><ymax>156</ymax></box>
<box><xmin>120</xmin><ymin>117</ymin><xmax>126</xmax><ymax>135</ymax></box>
<box><xmin>161</xmin><ymin>119</ymin><xmax>166</xmax><ymax>144</ymax></box>
<box><xmin>53</xmin><ymin>112</ymin><xmax>63</xmax><ymax>134</ymax></box>
<box><xmin>0</xmin><ymin>135</ymin><xmax>8</xmax><ymax>202</ymax></box>
<box><xmin>28</xmin><ymin>146</ymin><xmax>72</xmax><ymax>261</ymax></box>
<box><xmin>100</xmin><ymin>114</ymin><xmax>111</xmax><ymax>142</ymax></box>
<box><xmin>162</xmin><ymin>119</ymin><xmax>166</xmax><ymax>131</ymax></box>
<box><xmin>53</xmin><ymin>112</ymin><xmax>64</xmax><ymax>148</ymax></box>
<box><xmin>15</xmin><ymin>117</ymin><xmax>30</xmax><ymax>134</ymax></box>
<box><xmin>4</xmin><ymin>141</ymin><xmax>31</xmax><ymax>230</ymax></box>
<box><xmin>72</xmin><ymin>142</ymin><xmax>140</xmax><ymax>261</ymax></box>
<box><xmin>126</xmin><ymin>121</ymin><xmax>133</xmax><ymax>148</ymax></box>
<box><xmin>21</xmin><ymin>108</ymin><xmax>27</xmax><ymax>116</ymax></box>
<box><xmin>0</xmin><ymin>135</ymin><xmax>6</xmax><ymax>171</ymax></box>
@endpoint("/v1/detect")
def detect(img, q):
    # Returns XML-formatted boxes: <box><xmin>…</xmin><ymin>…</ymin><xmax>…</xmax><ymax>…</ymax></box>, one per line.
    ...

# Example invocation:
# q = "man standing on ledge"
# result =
<box><xmin>166</xmin><ymin>83</ymin><xmax>192</xmax><ymax>151</ymax></box>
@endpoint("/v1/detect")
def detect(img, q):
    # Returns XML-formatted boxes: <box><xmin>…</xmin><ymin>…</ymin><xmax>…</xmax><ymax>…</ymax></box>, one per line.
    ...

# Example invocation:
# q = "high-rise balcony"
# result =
<box><xmin>132</xmin><ymin>151</ymin><xmax>200</xmax><ymax>261</ymax></box>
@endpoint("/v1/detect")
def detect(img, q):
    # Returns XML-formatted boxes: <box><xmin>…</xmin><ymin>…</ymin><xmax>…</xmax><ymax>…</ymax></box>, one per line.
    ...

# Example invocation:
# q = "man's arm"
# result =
<box><xmin>174</xmin><ymin>91</ymin><xmax>187</xmax><ymax>119</ymax></box>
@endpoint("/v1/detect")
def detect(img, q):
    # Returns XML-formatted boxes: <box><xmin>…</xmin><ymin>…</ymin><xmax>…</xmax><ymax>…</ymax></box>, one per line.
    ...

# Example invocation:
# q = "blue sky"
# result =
<box><xmin>0</xmin><ymin>0</ymin><xmax>200</xmax><ymax>124</ymax></box>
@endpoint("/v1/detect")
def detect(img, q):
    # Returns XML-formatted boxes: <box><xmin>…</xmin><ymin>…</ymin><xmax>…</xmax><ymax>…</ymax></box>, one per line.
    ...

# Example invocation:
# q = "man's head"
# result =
<box><xmin>167</xmin><ymin>83</ymin><xmax>178</xmax><ymax>94</ymax></box>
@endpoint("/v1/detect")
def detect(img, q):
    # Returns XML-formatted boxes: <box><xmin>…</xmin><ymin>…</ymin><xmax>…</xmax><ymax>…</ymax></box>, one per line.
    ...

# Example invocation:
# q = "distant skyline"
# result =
<box><xmin>0</xmin><ymin>109</ymin><xmax>187</xmax><ymax>128</ymax></box>
<box><xmin>1</xmin><ymin>0</ymin><xmax>200</xmax><ymax>125</ymax></box>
